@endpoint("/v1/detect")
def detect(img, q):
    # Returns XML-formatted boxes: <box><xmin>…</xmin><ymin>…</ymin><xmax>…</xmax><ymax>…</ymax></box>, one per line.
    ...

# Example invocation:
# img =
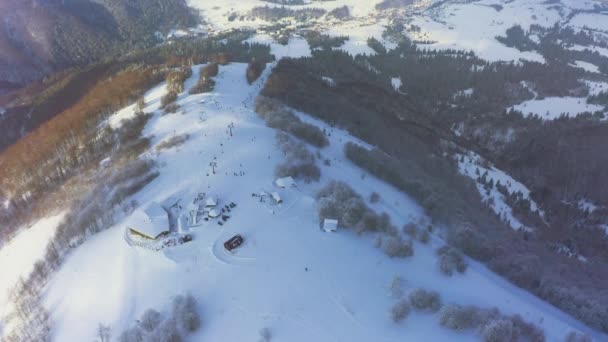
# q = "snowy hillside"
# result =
<box><xmin>35</xmin><ymin>62</ymin><xmax>605</xmax><ymax>341</ymax></box>
<box><xmin>3</xmin><ymin>0</ymin><xmax>608</xmax><ymax>341</ymax></box>
<box><xmin>0</xmin><ymin>213</ymin><xmax>65</xmax><ymax>333</ymax></box>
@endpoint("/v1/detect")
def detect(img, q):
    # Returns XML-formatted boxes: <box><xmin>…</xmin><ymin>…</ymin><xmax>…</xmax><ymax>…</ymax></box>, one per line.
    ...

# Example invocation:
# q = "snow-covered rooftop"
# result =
<box><xmin>126</xmin><ymin>203</ymin><xmax>169</xmax><ymax>239</ymax></box>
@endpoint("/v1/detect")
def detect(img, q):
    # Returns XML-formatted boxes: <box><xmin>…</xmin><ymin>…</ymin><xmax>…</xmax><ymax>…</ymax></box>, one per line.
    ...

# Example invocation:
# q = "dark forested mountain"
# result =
<box><xmin>0</xmin><ymin>0</ymin><xmax>197</xmax><ymax>94</ymax></box>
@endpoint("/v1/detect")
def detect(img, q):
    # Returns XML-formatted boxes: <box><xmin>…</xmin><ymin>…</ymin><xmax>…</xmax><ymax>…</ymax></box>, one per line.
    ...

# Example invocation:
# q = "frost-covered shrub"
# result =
<box><xmin>118</xmin><ymin>326</ymin><xmax>144</xmax><ymax>342</ymax></box>
<box><xmin>152</xmin><ymin>318</ymin><xmax>181</xmax><ymax>342</ymax></box>
<box><xmin>391</xmin><ymin>299</ymin><xmax>411</xmax><ymax>322</ymax></box>
<box><xmin>403</xmin><ymin>223</ymin><xmax>418</xmax><ymax>238</ymax></box>
<box><xmin>510</xmin><ymin>314</ymin><xmax>545</xmax><ymax>342</ymax></box>
<box><xmin>438</xmin><ymin>304</ymin><xmax>545</xmax><ymax>341</ymax></box>
<box><xmin>119</xmin><ymin>294</ymin><xmax>200</xmax><ymax>342</ymax></box>
<box><xmin>439</xmin><ymin>304</ymin><xmax>480</xmax><ymax>330</ymax></box>
<box><xmin>161</xmin><ymin>91</ymin><xmax>178</xmax><ymax>108</ymax></box>
<box><xmin>140</xmin><ymin>309</ymin><xmax>162</xmax><ymax>332</ymax></box>
<box><xmin>259</xmin><ymin>327</ymin><xmax>272</xmax><ymax>342</ymax></box>
<box><xmin>418</xmin><ymin>229</ymin><xmax>430</xmax><ymax>244</ymax></box>
<box><xmin>171</xmin><ymin>294</ymin><xmax>200</xmax><ymax>332</ymax></box>
<box><xmin>437</xmin><ymin>246</ymin><xmax>467</xmax><ymax>276</ymax></box>
<box><xmin>409</xmin><ymin>288</ymin><xmax>441</xmax><ymax>312</ymax></box>
<box><xmin>257</xmin><ymin>96</ymin><xmax>328</xmax><ymax>147</ymax></box>
<box><xmin>316</xmin><ymin>181</ymin><xmax>396</xmax><ymax>234</ymax></box>
<box><xmin>382</xmin><ymin>236</ymin><xmax>414</xmax><ymax>258</ymax></box>
<box><xmin>565</xmin><ymin>331</ymin><xmax>592</xmax><ymax>342</ymax></box>
<box><xmin>390</xmin><ymin>276</ymin><xmax>405</xmax><ymax>299</ymax></box>
<box><xmin>275</xmin><ymin>132</ymin><xmax>321</xmax><ymax>182</ymax></box>
<box><xmin>481</xmin><ymin>319</ymin><xmax>514</xmax><ymax>342</ymax></box>
<box><xmin>156</xmin><ymin>134</ymin><xmax>189</xmax><ymax>152</ymax></box>
<box><xmin>369</xmin><ymin>192</ymin><xmax>380</xmax><ymax>203</ymax></box>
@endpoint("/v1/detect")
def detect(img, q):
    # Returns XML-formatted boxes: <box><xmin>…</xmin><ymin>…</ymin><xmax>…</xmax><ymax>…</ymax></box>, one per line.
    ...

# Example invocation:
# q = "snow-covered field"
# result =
<box><xmin>571</xmin><ymin>60</ymin><xmax>600</xmax><ymax>73</ymax></box>
<box><xmin>511</xmin><ymin>96</ymin><xmax>604</xmax><ymax>119</ymax></box>
<box><xmin>568</xmin><ymin>12</ymin><xmax>608</xmax><ymax>33</ymax></box>
<box><xmin>33</xmin><ymin>61</ymin><xmax>605</xmax><ymax>341</ymax></box>
<box><xmin>407</xmin><ymin>0</ymin><xmax>561</xmax><ymax>62</ymax></box>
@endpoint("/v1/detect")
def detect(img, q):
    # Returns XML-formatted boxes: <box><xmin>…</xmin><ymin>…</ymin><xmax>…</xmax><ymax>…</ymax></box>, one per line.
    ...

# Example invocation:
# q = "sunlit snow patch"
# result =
<box><xmin>510</xmin><ymin>97</ymin><xmax>604</xmax><ymax>120</ymax></box>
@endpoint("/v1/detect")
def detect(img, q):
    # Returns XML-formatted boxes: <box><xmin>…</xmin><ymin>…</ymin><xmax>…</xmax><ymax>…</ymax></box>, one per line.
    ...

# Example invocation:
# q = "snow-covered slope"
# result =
<box><xmin>0</xmin><ymin>213</ymin><xmax>65</xmax><ymax>332</ymax></box>
<box><xmin>39</xmin><ymin>62</ymin><xmax>606</xmax><ymax>341</ymax></box>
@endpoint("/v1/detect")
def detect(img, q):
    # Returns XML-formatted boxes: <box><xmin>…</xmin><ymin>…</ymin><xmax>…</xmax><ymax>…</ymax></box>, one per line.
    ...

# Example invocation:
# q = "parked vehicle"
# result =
<box><xmin>224</xmin><ymin>234</ymin><xmax>244</xmax><ymax>252</ymax></box>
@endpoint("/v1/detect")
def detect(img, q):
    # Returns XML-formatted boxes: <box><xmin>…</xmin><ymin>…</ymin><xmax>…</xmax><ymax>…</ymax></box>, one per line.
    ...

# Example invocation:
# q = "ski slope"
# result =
<box><xmin>39</xmin><ymin>62</ymin><xmax>606</xmax><ymax>341</ymax></box>
<box><xmin>0</xmin><ymin>212</ymin><xmax>65</xmax><ymax>335</ymax></box>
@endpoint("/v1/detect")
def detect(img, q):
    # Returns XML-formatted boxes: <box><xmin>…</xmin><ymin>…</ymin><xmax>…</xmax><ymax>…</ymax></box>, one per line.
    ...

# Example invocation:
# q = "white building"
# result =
<box><xmin>205</xmin><ymin>196</ymin><xmax>218</xmax><ymax>208</ymax></box>
<box><xmin>275</xmin><ymin>176</ymin><xmax>296</xmax><ymax>188</ymax></box>
<box><xmin>271</xmin><ymin>192</ymin><xmax>282</xmax><ymax>204</ymax></box>
<box><xmin>322</xmin><ymin>219</ymin><xmax>338</xmax><ymax>232</ymax></box>
<box><xmin>127</xmin><ymin>203</ymin><xmax>170</xmax><ymax>240</ymax></box>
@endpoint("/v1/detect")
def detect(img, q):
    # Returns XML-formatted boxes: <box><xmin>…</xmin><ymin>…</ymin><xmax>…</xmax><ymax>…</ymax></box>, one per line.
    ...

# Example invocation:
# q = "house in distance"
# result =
<box><xmin>322</xmin><ymin>219</ymin><xmax>338</xmax><ymax>233</ymax></box>
<box><xmin>275</xmin><ymin>176</ymin><xmax>296</xmax><ymax>188</ymax></box>
<box><xmin>127</xmin><ymin>203</ymin><xmax>170</xmax><ymax>240</ymax></box>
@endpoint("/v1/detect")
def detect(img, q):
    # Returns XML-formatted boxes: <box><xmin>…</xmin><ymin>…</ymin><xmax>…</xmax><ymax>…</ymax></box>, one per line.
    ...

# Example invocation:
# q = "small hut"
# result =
<box><xmin>271</xmin><ymin>192</ymin><xmax>282</xmax><ymax>204</ymax></box>
<box><xmin>322</xmin><ymin>219</ymin><xmax>338</xmax><ymax>232</ymax></box>
<box><xmin>275</xmin><ymin>176</ymin><xmax>296</xmax><ymax>188</ymax></box>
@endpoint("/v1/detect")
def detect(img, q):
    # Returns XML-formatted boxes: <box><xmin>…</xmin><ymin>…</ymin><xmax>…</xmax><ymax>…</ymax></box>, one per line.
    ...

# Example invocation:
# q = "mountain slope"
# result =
<box><xmin>0</xmin><ymin>0</ymin><xmax>197</xmax><ymax>94</ymax></box>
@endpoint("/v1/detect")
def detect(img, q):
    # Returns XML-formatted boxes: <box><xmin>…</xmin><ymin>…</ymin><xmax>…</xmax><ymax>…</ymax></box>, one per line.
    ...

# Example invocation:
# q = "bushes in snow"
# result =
<box><xmin>161</xmin><ymin>91</ymin><xmax>178</xmax><ymax>109</ymax></box>
<box><xmin>391</xmin><ymin>299</ymin><xmax>411</xmax><ymax>322</ymax></box>
<box><xmin>156</xmin><ymin>134</ymin><xmax>189</xmax><ymax>152</ymax></box>
<box><xmin>171</xmin><ymin>293</ymin><xmax>201</xmax><ymax>332</ymax></box>
<box><xmin>409</xmin><ymin>288</ymin><xmax>441</xmax><ymax>312</ymax></box>
<box><xmin>189</xmin><ymin>63</ymin><xmax>218</xmax><ymax>94</ymax></box>
<box><xmin>403</xmin><ymin>222</ymin><xmax>418</xmax><ymax>238</ymax></box>
<box><xmin>565</xmin><ymin>331</ymin><xmax>592</xmax><ymax>342</ymax></box>
<box><xmin>256</xmin><ymin>96</ymin><xmax>328</xmax><ymax>148</ymax></box>
<box><xmin>118</xmin><ymin>294</ymin><xmax>200</xmax><ymax>342</ymax></box>
<box><xmin>259</xmin><ymin>327</ymin><xmax>272</xmax><ymax>342</ymax></box>
<box><xmin>315</xmin><ymin>180</ymin><xmax>396</xmax><ymax>234</ymax></box>
<box><xmin>439</xmin><ymin>304</ymin><xmax>545</xmax><ymax>342</ymax></box>
<box><xmin>275</xmin><ymin>132</ymin><xmax>321</xmax><ymax>182</ymax></box>
<box><xmin>436</xmin><ymin>246</ymin><xmax>467</xmax><ymax>276</ymax></box>
<box><xmin>480</xmin><ymin>318</ymin><xmax>514</xmax><ymax>342</ymax></box>
<box><xmin>380</xmin><ymin>235</ymin><xmax>414</xmax><ymax>258</ymax></box>
<box><xmin>418</xmin><ymin>228</ymin><xmax>430</xmax><ymax>244</ymax></box>
<box><xmin>369</xmin><ymin>192</ymin><xmax>380</xmax><ymax>203</ymax></box>
<box><xmin>140</xmin><ymin>309</ymin><xmax>163</xmax><ymax>332</ymax></box>
<box><xmin>439</xmin><ymin>304</ymin><xmax>495</xmax><ymax>331</ymax></box>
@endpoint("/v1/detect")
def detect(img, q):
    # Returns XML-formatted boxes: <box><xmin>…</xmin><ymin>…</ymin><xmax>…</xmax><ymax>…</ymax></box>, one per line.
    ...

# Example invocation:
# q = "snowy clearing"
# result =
<box><xmin>571</xmin><ymin>60</ymin><xmax>600</xmax><ymax>73</ymax></box>
<box><xmin>407</xmin><ymin>0</ymin><xmax>559</xmax><ymax>63</ymax></box>
<box><xmin>511</xmin><ymin>96</ymin><xmax>604</xmax><ymax>119</ymax></box>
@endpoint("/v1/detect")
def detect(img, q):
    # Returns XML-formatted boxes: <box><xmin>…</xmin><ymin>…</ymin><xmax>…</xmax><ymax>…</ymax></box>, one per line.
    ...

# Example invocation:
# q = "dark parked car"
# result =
<box><xmin>224</xmin><ymin>234</ymin><xmax>244</xmax><ymax>252</ymax></box>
